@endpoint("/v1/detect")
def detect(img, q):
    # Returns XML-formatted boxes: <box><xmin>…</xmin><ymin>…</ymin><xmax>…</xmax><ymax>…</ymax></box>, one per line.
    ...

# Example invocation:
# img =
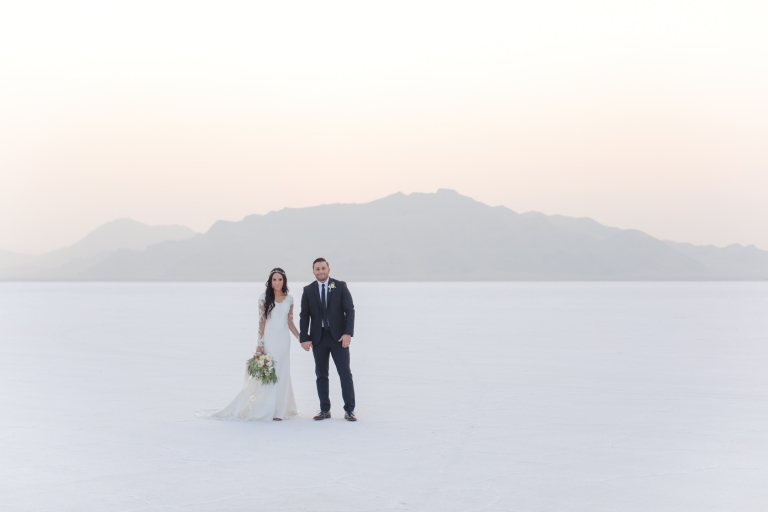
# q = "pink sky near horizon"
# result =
<box><xmin>1</xmin><ymin>0</ymin><xmax>767</xmax><ymax>254</ymax></box>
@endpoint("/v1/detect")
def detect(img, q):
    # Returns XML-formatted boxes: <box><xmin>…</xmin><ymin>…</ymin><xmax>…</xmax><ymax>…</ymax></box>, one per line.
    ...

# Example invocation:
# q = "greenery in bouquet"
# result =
<box><xmin>247</xmin><ymin>352</ymin><xmax>278</xmax><ymax>385</ymax></box>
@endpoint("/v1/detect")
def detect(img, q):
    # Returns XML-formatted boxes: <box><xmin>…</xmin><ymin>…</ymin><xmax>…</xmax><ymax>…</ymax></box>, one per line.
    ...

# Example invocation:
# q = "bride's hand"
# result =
<box><xmin>255</xmin><ymin>346</ymin><xmax>264</xmax><ymax>354</ymax></box>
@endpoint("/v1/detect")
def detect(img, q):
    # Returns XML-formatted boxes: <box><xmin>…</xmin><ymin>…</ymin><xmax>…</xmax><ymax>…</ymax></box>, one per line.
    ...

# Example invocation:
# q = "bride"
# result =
<box><xmin>197</xmin><ymin>268</ymin><xmax>299</xmax><ymax>421</ymax></box>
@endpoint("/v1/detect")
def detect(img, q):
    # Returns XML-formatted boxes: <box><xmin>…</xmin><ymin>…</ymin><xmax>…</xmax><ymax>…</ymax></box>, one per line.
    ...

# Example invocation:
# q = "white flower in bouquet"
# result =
<box><xmin>246</xmin><ymin>352</ymin><xmax>278</xmax><ymax>385</ymax></box>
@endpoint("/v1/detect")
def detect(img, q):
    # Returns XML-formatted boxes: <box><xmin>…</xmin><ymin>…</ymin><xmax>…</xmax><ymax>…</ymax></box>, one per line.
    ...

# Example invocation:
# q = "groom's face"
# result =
<box><xmin>313</xmin><ymin>262</ymin><xmax>329</xmax><ymax>282</ymax></box>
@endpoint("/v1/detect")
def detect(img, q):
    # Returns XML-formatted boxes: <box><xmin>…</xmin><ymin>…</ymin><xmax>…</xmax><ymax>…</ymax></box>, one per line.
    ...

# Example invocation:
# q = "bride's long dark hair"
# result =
<box><xmin>264</xmin><ymin>268</ymin><xmax>289</xmax><ymax>318</ymax></box>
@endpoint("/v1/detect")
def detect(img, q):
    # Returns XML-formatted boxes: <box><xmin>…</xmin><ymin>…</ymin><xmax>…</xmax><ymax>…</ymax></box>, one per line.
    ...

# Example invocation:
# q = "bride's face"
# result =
<box><xmin>271</xmin><ymin>273</ymin><xmax>284</xmax><ymax>291</ymax></box>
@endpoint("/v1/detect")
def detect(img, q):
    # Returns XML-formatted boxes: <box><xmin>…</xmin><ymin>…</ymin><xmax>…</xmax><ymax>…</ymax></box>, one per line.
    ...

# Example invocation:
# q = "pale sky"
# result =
<box><xmin>1</xmin><ymin>0</ymin><xmax>766</xmax><ymax>254</ymax></box>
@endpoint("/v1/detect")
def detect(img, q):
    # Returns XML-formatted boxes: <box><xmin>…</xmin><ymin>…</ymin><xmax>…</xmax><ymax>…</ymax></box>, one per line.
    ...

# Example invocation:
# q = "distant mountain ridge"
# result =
<box><xmin>0</xmin><ymin>249</ymin><xmax>34</xmax><ymax>269</ymax></box>
<box><xmin>0</xmin><ymin>219</ymin><xmax>196</xmax><ymax>279</ymax></box>
<box><xmin>1</xmin><ymin>190</ymin><xmax>766</xmax><ymax>281</ymax></box>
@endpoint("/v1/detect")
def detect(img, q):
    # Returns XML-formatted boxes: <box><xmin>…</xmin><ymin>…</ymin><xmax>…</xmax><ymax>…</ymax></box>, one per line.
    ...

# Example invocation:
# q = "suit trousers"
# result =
<box><xmin>312</xmin><ymin>328</ymin><xmax>355</xmax><ymax>412</ymax></box>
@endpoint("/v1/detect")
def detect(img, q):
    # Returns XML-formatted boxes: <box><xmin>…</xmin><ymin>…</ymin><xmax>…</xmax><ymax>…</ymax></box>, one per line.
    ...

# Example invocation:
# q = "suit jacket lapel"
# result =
<box><xmin>312</xmin><ymin>281</ymin><xmax>322</xmax><ymax>310</ymax></box>
<box><xmin>327</xmin><ymin>279</ymin><xmax>336</xmax><ymax>311</ymax></box>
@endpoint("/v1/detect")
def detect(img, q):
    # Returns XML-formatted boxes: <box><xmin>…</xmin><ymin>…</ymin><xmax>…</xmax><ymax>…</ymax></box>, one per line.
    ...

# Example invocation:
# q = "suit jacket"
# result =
<box><xmin>299</xmin><ymin>278</ymin><xmax>355</xmax><ymax>344</ymax></box>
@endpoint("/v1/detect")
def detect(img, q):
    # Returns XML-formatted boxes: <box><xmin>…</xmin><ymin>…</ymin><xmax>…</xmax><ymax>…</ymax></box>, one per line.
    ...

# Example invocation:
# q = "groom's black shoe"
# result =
<box><xmin>344</xmin><ymin>411</ymin><xmax>357</xmax><ymax>421</ymax></box>
<box><xmin>313</xmin><ymin>410</ymin><xmax>331</xmax><ymax>421</ymax></box>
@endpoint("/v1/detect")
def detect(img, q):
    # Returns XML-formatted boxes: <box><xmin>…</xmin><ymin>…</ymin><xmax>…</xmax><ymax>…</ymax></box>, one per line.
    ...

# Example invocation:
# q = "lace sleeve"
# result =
<box><xmin>257</xmin><ymin>298</ymin><xmax>266</xmax><ymax>349</ymax></box>
<box><xmin>287</xmin><ymin>296</ymin><xmax>300</xmax><ymax>340</ymax></box>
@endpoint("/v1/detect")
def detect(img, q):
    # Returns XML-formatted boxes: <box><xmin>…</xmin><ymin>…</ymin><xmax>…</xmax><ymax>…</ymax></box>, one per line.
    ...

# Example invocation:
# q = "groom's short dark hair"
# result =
<box><xmin>313</xmin><ymin>257</ymin><xmax>328</xmax><ymax>267</ymax></box>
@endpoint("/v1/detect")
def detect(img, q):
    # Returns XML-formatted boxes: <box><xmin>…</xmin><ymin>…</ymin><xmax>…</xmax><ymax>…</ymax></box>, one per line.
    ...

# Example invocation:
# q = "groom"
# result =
<box><xmin>299</xmin><ymin>258</ymin><xmax>357</xmax><ymax>421</ymax></box>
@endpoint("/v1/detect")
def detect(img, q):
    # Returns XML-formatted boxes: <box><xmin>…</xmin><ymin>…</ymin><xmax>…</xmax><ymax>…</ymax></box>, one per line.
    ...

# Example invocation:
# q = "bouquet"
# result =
<box><xmin>247</xmin><ymin>352</ymin><xmax>278</xmax><ymax>385</ymax></box>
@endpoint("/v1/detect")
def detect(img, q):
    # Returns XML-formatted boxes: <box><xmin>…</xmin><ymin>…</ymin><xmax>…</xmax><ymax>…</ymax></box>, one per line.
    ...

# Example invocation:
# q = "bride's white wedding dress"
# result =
<box><xmin>197</xmin><ymin>294</ymin><xmax>299</xmax><ymax>421</ymax></box>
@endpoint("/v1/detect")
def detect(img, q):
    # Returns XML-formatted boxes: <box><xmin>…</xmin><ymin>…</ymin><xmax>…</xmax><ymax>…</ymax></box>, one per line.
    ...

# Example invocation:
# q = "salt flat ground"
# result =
<box><xmin>0</xmin><ymin>282</ymin><xmax>766</xmax><ymax>511</ymax></box>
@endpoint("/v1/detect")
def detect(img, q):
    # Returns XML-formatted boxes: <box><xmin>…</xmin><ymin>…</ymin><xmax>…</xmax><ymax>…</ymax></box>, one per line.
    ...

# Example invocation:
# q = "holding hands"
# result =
<box><xmin>299</xmin><ymin>337</ymin><xmax>350</xmax><ymax>351</ymax></box>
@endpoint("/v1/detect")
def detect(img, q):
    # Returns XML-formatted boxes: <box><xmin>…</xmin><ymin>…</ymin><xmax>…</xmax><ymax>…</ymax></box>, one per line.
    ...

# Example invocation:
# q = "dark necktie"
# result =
<box><xmin>322</xmin><ymin>283</ymin><xmax>329</xmax><ymax>327</ymax></box>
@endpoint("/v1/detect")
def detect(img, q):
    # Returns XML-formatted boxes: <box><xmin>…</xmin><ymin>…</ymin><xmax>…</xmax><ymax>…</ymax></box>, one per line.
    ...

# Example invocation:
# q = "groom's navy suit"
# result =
<box><xmin>300</xmin><ymin>278</ymin><xmax>356</xmax><ymax>413</ymax></box>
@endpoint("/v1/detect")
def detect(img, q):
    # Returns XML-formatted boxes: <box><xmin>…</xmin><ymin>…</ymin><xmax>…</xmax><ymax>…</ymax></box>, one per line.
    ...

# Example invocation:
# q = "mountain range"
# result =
<box><xmin>2</xmin><ymin>190</ymin><xmax>767</xmax><ymax>281</ymax></box>
<box><xmin>0</xmin><ymin>219</ymin><xmax>196</xmax><ymax>280</ymax></box>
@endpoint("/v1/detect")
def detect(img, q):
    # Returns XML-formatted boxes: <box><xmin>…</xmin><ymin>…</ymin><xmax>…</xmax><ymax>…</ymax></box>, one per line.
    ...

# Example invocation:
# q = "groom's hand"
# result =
<box><xmin>301</xmin><ymin>341</ymin><xmax>312</xmax><ymax>351</ymax></box>
<box><xmin>339</xmin><ymin>334</ymin><xmax>351</xmax><ymax>348</ymax></box>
